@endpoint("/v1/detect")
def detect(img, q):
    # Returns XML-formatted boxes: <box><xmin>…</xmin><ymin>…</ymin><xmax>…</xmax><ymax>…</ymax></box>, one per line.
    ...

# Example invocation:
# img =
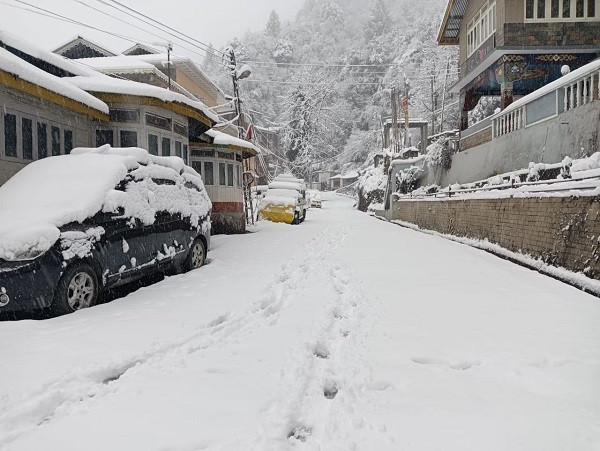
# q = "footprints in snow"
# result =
<box><xmin>411</xmin><ymin>357</ymin><xmax>481</xmax><ymax>371</ymax></box>
<box><xmin>287</xmin><ymin>266</ymin><xmax>362</xmax><ymax>443</ymax></box>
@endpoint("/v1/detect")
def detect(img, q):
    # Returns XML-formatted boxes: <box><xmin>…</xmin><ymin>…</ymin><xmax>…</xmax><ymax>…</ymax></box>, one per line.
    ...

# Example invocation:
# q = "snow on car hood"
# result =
<box><xmin>0</xmin><ymin>153</ymin><xmax>136</xmax><ymax>261</ymax></box>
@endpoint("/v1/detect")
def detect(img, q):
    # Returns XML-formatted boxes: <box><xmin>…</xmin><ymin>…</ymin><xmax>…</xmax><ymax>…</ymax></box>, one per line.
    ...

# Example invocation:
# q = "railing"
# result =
<box><xmin>461</xmin><ymin>116</ymin><xmax>493</xmax><ymax>139</ymax></box>
<box><xmin>493</xmin><ymin>61</ymin><xmax>600</xmax><ymax>139</ymax></box>
<box><xmin>396</xmin><ymin>174</ymin><xmax>600</xmax><ymax>200</ymax></box>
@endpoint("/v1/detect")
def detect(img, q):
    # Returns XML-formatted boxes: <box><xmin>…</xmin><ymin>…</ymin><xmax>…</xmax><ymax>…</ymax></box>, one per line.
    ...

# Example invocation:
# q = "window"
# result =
<box><xmin>525</xmin><ymin>0</ymin><xmax>598</xmax><ymax>19</ymax></box>
<box><xmin>173</xmin><ymin>122</ymin><xmax>188</xmax><ymax>137</ymax></box>
<box><xmin>96</xmin><ymin>129</ymin><xmax>114</xmax><ymax>147</ymax></box>
<box><xmin>227</xmin><ymin>163</ymin><xmax>234</xmax><ymax>186</ymax></box>
<box><xmin>4</xmin><ymin>113</ymin><xmax>17</xmax><ymax>157</ymax></box>
<box><xmin>219</xmin><ymin>162</ymin><xmax>226</xmax><ymax>185</ymax></box>
<box><xmin>161</xmin><ymin>137</ymin><xmax>171</xmax><ymax>156</ymax></box>
<box><xmin>183</xmin><ymin>144</ymin><xmax>188</xmax><ymax>164</ymax></box>
<box><xmin>467</xmin><ymin>2</ymin><xmax>496</xmax><ymax>57</ymax></box>
<box><xmin>236</xmin><ymin>165</ymin><xmax>241</xmax><ymax>187</ymax></box>
<box><xmin>148</xmin><ymin>134</ymin><xmax>159</xmax><ymax>155</ymax></box>
<box><xmin>146</xmin><ymin>113</ymin><xmax>172</xmax><ymax>131</ymax></box>
<box><xmin>120</xmin><ymin>130</ymin><xmax>138</xmax><ymax>147</ymax></box>
<box><xmin>204</xmin><ymin>161</ymin><xmax>214</xmax><ymax>185</ymax></box>
<box><xmin>64</xmin><ymin>130</ymin><xmax>73</xmax><ymax>154</ymax></box>
<box><xmin>37</xmin><ymin>122</ymin><xmax>47</xmax><ymax>159</ymax></box>
<box><xmin>175</xmin><ymin>140</ymin><xmax>182</xmax><ymax>157</ymax></box>
<box><xmin>109</xmin><ymin>109</ymin><xmax>139</xmax><ymax>123</ymax></box>
<box><xmin>191</xmin><ymin>161</ymin><xmax>202</xmax><ymax>174</ymax></box>
<box><xmin>22</xmin><ymin>118</ymin><xmax>33</xmax><ymax>160</ymax></box>
<box><xmin>51</xmin><ymin>126</ymin><xmax>61</xmax><ymax>156</ymax></box>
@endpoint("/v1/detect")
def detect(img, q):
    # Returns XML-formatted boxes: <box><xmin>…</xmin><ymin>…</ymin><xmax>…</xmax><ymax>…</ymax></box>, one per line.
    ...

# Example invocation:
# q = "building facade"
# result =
<box><xmin>438</xmin><ymin>0</ymin><xmax>600</xmax><ymax>134</ymax></box>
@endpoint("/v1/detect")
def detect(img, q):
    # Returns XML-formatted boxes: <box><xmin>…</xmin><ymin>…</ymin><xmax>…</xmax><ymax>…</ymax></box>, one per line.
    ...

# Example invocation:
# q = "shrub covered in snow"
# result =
<box><xmin>357</xmin><ymin>166</ymin><xmax>386</xmax><ymax>212</ymax></box>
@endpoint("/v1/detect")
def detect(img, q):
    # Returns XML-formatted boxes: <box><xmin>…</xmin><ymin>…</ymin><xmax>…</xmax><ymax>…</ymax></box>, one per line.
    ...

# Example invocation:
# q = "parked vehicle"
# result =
<box><xmin>258</xmin><ymin>174</ymin><xmax>307</xmax><ymax>224</ymax></box>
<box><xmin>308</xmin><ymin>190</ymin><xmax>322</xmax><ymax>208</ymax></box>
<box><xmin>0</xmin><ymin>146</ymin><xmax>211</xmax><ymax>316</ymax></box>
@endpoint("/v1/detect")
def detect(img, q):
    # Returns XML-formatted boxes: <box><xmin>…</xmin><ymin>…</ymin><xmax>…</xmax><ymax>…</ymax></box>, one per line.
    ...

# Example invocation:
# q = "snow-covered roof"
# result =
<box><xmin>205</xmin><ymin>129</ymin><xmax>259</xmax><ymax>156</ymax></box>
<box><xmin>77</xmin><ymin>55</ymin><xmax>158</xmax><ymax>72</ymax></box>
<box><xmin>495</xmin><ymin>58</ymin><xmax>600</xmax><ymax>118</ymax></box>
<box><xmin>0</xmin><ymin>30</ymin><xmax>96</xmax><ymax>77</ymax></box>
<box><xmin>68</xmin><ymin>73</ymin><xmax>219</xmax><ymax>124</ymax></box>
<box><xmin>133</xmin><ymin>53</ymin><xmax>226</xmax><ymax>100</ymax></box>
<box><xmin>0</xmin><ymin>47</ymin><xmax>109</xmax><ymax>116</ymax></box>
<box><xmin>122</xmin><ymin>43</ymin><xmax>161</xmax><ymax>56</ymax></box>
<box><xmin>341</xmin><ymin>171</ymin><xmax>359</xmax><ymax>179</ymax></box>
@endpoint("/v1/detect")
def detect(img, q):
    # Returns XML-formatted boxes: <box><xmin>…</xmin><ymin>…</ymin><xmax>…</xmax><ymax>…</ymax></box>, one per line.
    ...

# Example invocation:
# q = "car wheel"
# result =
<box><xmin>292</xmin><ymin>211</ymin><xmax>299</xmax><ymax>225</ymax></box>
<box><xmin>301</xmin><ymin>209</ymin><xmax>307</xmax><ymax>222</ymax></box>
<box><xmin>51</xmin><ymin>262</ymin><xmax>99</xmax><ymax>316</ymax></box>
<box><xmin>185</xmin><ymin>238</ymin><xmax>206</xmax><ymax>271</ymax></box>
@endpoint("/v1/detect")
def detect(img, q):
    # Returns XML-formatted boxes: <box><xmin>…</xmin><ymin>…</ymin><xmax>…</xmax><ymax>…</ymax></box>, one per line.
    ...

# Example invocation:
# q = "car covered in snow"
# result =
<box><xmin>307</xmin><ymin>190</ymin><xmax>322</xmax><ymax>208</ymax></box>
<box><xmin>0</xmin><ymin>146</ymin><xmax>211</xmax><ymax>316</ymax></box>
<box><xmin>258</xmin><ymin>174</ymin><xmax>307</xmax><ymax>224</ymax></box>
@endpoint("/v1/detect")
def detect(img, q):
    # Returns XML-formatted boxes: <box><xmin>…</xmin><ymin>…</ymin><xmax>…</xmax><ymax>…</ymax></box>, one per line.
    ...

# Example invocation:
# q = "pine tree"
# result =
<box><xmin>266</xmin><ymin>10</ymin><xmax>281</xmax><ymax>37</ymax></box>
<box><xmin>364</xmin><ymin>0</ymin><xmax>392</xmax><ymax>42</ymax></box>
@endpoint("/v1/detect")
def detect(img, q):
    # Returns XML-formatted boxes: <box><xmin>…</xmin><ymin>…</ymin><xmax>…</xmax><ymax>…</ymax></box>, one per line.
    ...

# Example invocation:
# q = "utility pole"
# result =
<box><xmin>430</xmin><ymin>69</ymin><xmax>436</xmax><ymax>137</ymax></box>
<box><xmin>229</xmin><ymin>48</ymin><xmax>243</xmax><ymax>139</ymax></box>
<box><xmin>439</xmin><ymin>59</ymin><xmax>450</xmax><ymax>135</ymax></box>
<box><xmin>167</xmin><ymin>42</ymin><xmax>173</xmax><ymax>91</ymax></box>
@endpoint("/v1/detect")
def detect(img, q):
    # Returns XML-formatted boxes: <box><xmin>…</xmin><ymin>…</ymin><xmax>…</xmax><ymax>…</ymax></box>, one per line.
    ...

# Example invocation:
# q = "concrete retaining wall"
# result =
<box><xmin>426</xmin><ymin>100</ymin><xmax>600</xmax><ymax>187</ymax></box>
<box><xmin>390</xmin><ymin>196</ymin><xmax>600</xmax><ymax>278</ymax></box>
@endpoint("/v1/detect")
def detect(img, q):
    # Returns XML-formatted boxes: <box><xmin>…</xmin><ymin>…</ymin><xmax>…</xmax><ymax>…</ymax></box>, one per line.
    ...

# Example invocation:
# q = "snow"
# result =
<box><xmin>67</xmin><ymin>73</ymin><xmax>219</xmax><ymax>123</ymax></box>
<box><xmin>0</xmin><ymin>47</ymin><xmax>109</xmax><ymax>114</ymax></box>
<box><xmin>77</xmin><ymin>55</ymin><xmax>158</xmax><ymax>72</ymax></box>
<box><xmin>0</xmin><ymin>146</ymin><xmax>211</xmax><ymax>261</ymax></box>
<box><xmin>0</xmin><ymin>154</ymin><xmax>133</xmax><ymax>261</ymax></box>
<box><xmin>258</xmin><ymin>188</ymin><xmax>300</xmax><ymax>208</ymax></box>
<box><xmin>205</xmin><ymin>129</ymin><xmax>259</xmax><ymax>154</ymax></box>
<box><xmin>0</xmin><ymin>30</ymin><xmax>96</xmax><ymax>77</ymax></box>
<box><xmin>1</xmin><ymin>194</ymin><xmax>599</xmax><ymax>450</ymax></box>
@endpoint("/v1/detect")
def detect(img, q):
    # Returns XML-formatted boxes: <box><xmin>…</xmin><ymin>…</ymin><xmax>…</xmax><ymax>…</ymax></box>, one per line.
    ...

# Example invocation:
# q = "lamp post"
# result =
<box><xmin>152</xmin><ymin>41</ymin><xmax>174</xmax><ymax>90</ymax></box>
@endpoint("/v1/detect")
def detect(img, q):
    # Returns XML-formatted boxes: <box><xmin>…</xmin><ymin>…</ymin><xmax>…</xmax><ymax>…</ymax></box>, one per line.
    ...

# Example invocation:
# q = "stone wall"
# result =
<box><xmin>390</xmin><ymin>196</ymin><xmax>600</xmax><ymax>278</ymax></box>
<box><xmin>498</xmin><ymin>22</ymin><xmax>600</xmax><ymax>47</ymax></box>
<box><xmin>460</xmin><ymin>126</ymin><xmax>492</xmax><ymax>151</ymax></box>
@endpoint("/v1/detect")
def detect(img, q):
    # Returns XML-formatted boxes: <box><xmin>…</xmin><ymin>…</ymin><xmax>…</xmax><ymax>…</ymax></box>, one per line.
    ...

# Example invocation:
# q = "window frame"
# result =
<box><xmin>466</xmin><ymin>1</ymin><xmax>496</xmax><ymax>57</ymax></box>
<box><xmin>525</xmin><ymin>0</ymin><xmax>599</xmax><ymax>20</ymax></box>
<box><xmin>119</xmin><ymin>129</ymin><xmax>138</xmax><ymax>148</ymax></box>
<box><xmin>3</xmin><ymin>112</ymin><xmax>18</xmax><ymax>158</ymax></box>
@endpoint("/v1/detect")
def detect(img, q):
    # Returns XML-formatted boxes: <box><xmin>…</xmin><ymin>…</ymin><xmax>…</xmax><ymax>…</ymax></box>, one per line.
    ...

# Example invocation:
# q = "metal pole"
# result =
<box><xmin>440</xmin><ymin>59</ymin><xmax>450</xmax><ymax>134</ymax></box>
<box><xmin>230</xmin><ymin>49</ymin><xmax>243</xmax><ymax>139</ymax></box>
<box><xmin>167</xmin><ymin>43</ymin><xmax>172</xmax><ymax>91</ymax></box>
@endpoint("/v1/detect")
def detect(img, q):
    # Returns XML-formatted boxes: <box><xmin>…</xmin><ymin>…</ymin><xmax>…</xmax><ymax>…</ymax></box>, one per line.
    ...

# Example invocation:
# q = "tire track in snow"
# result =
<box><xmin>0</xmin><ymin>219</ymin><xmax>349</xmax><ymax>449</ymax></box>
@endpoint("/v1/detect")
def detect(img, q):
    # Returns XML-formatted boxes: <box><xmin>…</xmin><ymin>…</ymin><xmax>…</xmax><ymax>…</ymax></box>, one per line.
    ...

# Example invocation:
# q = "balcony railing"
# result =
<box><xmin>492</xmin><ymin>60</ymin><xmax>600</xmax><ymax>138</ymax></box>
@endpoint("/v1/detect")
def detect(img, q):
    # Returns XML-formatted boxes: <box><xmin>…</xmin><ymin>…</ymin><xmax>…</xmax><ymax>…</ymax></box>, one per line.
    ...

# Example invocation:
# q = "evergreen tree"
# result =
<box><xmin>266</xmin><ymin>10</ymin><xmax>281</xmax><ymax>37</ymax></box>
<box><xmin>364</xmin><ymin>0</ymin><xmax>392</xmax><ymax>42</ymax></box>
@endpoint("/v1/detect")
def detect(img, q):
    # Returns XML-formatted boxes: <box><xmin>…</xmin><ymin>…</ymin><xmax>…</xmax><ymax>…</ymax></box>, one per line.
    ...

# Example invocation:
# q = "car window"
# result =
<box><xmin>152</xmin><ymin>178</ymin><xmax>176</xmax><ymax>186</ymax></box>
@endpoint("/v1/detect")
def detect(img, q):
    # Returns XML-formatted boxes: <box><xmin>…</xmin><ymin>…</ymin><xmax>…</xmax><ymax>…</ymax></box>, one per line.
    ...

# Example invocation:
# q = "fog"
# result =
<box><xmin>0</xmin><ymin>0</ymin><xmax>306</xmax><ymax>59</ymax></box>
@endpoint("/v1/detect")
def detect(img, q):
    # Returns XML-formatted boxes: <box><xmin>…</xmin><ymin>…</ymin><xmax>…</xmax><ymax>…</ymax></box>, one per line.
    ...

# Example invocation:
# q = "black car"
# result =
<box><xmin>0</xmin><ymin>147</ymin><xmax>211</xmax><ymax>316</ymax></box>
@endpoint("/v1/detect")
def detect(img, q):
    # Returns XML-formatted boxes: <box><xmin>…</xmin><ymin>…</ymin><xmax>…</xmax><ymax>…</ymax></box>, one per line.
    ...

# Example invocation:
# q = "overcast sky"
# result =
<box><xmin>0</xmin><ymin>0</ymin><xmax>305</xmax><ymax>62</ymax></box>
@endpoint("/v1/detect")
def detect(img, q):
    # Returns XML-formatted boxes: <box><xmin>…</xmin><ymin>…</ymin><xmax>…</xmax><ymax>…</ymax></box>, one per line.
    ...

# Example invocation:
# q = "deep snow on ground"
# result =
<box><xmin>1</xmin><ymin>193</ymin><xmax>599</xmax><ymax>450</ymax></box>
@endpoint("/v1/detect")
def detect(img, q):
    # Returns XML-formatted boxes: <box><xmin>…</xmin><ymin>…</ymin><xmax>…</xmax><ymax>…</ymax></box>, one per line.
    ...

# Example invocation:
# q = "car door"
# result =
<box><xmin>93</xmin><ymin>213</ymin><xmax>158</xmax><ymax>286</ymax></box>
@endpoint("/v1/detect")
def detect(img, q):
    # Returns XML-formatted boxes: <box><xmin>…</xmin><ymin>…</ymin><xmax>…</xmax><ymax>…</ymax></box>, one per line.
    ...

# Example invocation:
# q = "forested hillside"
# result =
<box><xmin>204</xmin><ymin>0</ymin><xmax>459</xmax><ymax>177</ymax></box>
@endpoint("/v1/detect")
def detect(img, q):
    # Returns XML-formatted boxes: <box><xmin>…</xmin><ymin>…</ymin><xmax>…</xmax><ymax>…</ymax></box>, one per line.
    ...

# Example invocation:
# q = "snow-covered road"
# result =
<box><xmin>2</xmin><ymin>194</ymin><xmax>600</xmax><ymax>450</ymax></box>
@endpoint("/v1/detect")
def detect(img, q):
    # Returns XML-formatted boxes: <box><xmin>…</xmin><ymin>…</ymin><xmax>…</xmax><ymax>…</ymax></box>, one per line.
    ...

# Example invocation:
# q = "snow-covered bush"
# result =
<box><xmin>357</xmin><ymin>166</ymin><xmax>386</xmax><ymax>212</ymax></box>
<box><xmin>424</xmin><ymin>138</ymin><xmax>452</xmax><ymax>171</ymax></box>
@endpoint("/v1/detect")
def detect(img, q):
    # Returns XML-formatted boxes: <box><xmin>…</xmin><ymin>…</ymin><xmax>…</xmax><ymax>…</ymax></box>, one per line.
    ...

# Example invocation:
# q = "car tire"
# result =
<box><xmin>185</xmin><ymin>238</ymin><xmax>206</xmax><ymax>271</ymax></box>
<box><xmin>301</xmin><ymin>209</ymin><xmax>307</xmax><ymax>222</ymax></box>
<box><xmin>51</xmin><ymin>261</ymin><xmax>99</xmax><ymax>316</ymax></box>
<box><xmin>292</xmin><ymin>211</ymin><xmax>300</xmax><ymax>225</ymax></box>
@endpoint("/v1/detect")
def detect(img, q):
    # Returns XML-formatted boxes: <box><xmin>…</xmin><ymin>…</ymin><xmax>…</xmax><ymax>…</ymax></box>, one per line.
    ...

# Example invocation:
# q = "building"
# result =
<box><xmin>0</xmin><ymin>32</ymin><xmax>217</xmax><ymax>186</ymax></box>
<box><xmin>189</xmin><ymin>130</ymin><xmax>258</xmax><ymax>234</ymax></box>
<box><xmin>383</xmin><ymin>119</ymin><xmax>429</xmax><ymax>154</ymax></box>
<box><xmin>330</xmin><ymin>171</ymin><xmax>359</xmax><ymax>190</ymax></box>
<box><xmin>0</xmin><ymin>32</ymin><xmax>109</xmax><ymax>185</ymax></box>
<box><xmin>438</xmin><ymin>0</ymin><xmax>600</xmax><ymax>137</ymax></box>
<box><xmin>55</xmin><ymin>39</ymin><xmax>262</xmax><ymax>234</ymax></box>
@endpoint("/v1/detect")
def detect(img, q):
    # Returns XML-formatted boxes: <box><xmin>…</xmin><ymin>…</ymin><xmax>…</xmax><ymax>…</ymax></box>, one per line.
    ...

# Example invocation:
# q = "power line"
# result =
<box><xmin>102</xmin><ymin>0</ymin><xmax>227</xmax><ymax>57</ymax></box>
<box><xmin>74</xmin><ymin>0</ymin><xmax>215</xmax><ymax>61</ymax></box>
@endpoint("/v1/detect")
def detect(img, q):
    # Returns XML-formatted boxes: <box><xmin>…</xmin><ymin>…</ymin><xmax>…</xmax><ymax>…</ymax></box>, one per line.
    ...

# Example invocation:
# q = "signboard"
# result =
<box><xmin>401</xmin><ymin>97</ymin><xmax>409</xmax><ymax>112</ymax></box>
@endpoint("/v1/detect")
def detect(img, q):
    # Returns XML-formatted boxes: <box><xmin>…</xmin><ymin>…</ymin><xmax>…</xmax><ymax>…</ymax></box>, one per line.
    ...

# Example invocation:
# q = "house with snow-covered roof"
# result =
<box><xmin>0</xmin><ymin>31</ymin><xmax>219</xmax><ymax>187</ymax></box>
<box><xmin>0</xmin><ymin>32</ymin><xmax>109</xmax><ymax>185</ymax></box>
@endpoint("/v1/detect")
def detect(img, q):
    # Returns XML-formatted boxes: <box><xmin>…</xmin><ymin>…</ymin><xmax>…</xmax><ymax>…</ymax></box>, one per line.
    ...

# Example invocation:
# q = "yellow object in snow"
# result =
<box><xmin>259</xmin><ymin>204</ymin><xmax>297</xmax><ymax>224</ymax></box>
